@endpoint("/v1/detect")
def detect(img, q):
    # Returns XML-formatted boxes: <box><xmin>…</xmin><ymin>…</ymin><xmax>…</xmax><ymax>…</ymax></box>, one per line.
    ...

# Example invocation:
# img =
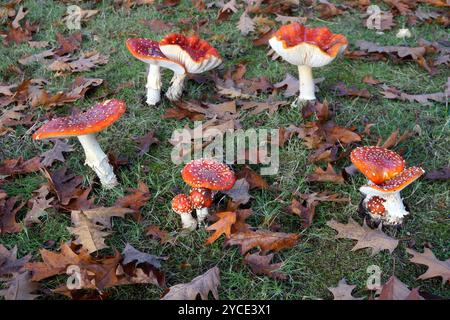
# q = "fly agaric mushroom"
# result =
<box><xmin>159</xmin><ymin>34</ymin><xmax>222</xmax><ymax>101</ymax></box>
<box><xmin>172</xmin><ymin>194</ymin><xmax>197</xmax><ymax>231</ymax></box>
<box><xmin>33</xmin><ymin>99</ymin><xmax>126</xmax><ymax>189</ymax></box>
<box><xmin>269</xmin><ymin>23</ymin><xmax>348</xmax><ymax>101</ymax></box>
<box><xmin>126</xmin><ymin>38</ymin><xmax>185</xmax><ymax>106</ymax></box>
<box><xmin>189</xmin><ymin>188</ymin><xmax>214</xmax><ymax>223</ymax></box>
<box><xmin>181</xmin><ymin>158</ymin><xmax>236</xmax><ymax>224</ymax></box>
<box><xmin>351</xmin><ymin>146</ymin><xmax>424</xmax><ymax>225</ymax></box>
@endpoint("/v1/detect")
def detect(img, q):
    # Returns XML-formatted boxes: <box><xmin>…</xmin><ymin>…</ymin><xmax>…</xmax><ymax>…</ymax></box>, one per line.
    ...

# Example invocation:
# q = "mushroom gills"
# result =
<box><xmin>77</xmin><ymin>134</ymin><xmax>118</xmax><ymax>189</ymax></box>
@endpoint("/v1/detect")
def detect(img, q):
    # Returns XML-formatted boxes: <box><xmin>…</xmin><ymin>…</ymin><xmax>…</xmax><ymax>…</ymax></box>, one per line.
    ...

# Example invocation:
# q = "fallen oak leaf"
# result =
<box><xmin>0</xmin><ymin>245</ymin><xmax>31</xmax><ymax>276</ymax></box>
<box><xmin>40</xmin><ymin>139</ymin><xmax>74</xmax><ymax>167</ymax></box>
<box><xmin>146</xmin><ymin>225</ymin><xmax>173</xmax><ymax>244</ymax></box>
<box><xmin>326</xmin><ymin>218</ymin><xmax>399</xmax><ymax>256</ymax></box>
<box><xmin>406</xmin><ymin>248</ymin><xmax>450</xmax><ymax>284</ymax></box>
<box><xmin>205</xmin><ymin>211</ymin><xmax>237</xmax><ymax>245</ymax></box>
<box><xmin>122</xmin><ymin>243</ymin><xmax>166</xmax><ymax>269</ymax></box>
<box><xmin>0</xmin><ymin>196</ymin><xmax>24</xmax><ymax>234</ymax></box>
<box><xmin>0</xmin><ymin>271</ymin><xmax>40</xmax><ymax>300</ymax></box>
<box><xmin>307</xmin><ymin>164</ymin><xmax>345</xmax><ymax>184</ymax></box>
<box><xmin>328</xmin><ymin>278</ymin><xmax>362</xmax><ymax>300</ymax></box>
<box><xmin>0</xmin><ymin>156</ymin><xmax>41</xmax><ymax>178</ymax></box>
<box><xmin>244</xmin><ymin>251</ymin><xmax>286</xmax><ymax>280</ymax></box>
<box><xmin>222</xmin><ymin>178</ymin><xmax>251</xmax><ymax>205</ymax></box>
<box><xmin>332</xmin><ymin>82</ymin><xmax>372</xmax><ymax>99</ymax></box>
<box><xmin>236</xmin><ymin>165</ymin><xmax>268</xmax><ymax>189</ymax></box>
<box><xmin>237</xmin><ymin>11</ymin><xmax>255</xmax><ymax>36</ymax></box>
<box><xmin>133</xmin><ymin>130</ymin><xmax>160</xmax><ymax>157</ymax></box>
<box><xmin>380</xmin><ymin>81</ymin><xmax>449</xmax><ymax>106</ymax></box>
<box><xmin>161</xmin><ymin>266</ymin><xmax>220</xmax><ymax>300</ymax></box>
<box><xmin>114</xmin><ymin>181</ymin><xmax>151</xmax><ymax>221</ymax></box>
<box><xmin>376</xmin><ymin>275</ymin><xmax>424</xmax><ymax>300</ymax></box>
<box><xmin>43</xmin><ymin>167</ymin><xmax>83</xmax><ymax>206</ymax></box>
<box><xmin>225</xmin><ymin>230</ymin><xmax>299</xmax><ymax>255</ymax></box>
<box><xmin>24</xmin><ymin>184</ymin><xmax>53</xmax><ymax>226</ymax></box>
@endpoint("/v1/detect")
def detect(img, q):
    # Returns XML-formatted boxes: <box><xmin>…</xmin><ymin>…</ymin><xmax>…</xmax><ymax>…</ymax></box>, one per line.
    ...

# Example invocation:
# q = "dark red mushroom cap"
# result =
<box><xmin>350</xmin><ymin>146</ymin><xmax>405</xmax><ymax>185</ymax></box>
<box><xmin>33</xmin><ymin>99</ymin><xmax>126</xmax><ymax>140</ymax></box>
<box><xmin>366</xmin><ymin>166</ymin><xmax>425</xmax><ymax>193</ymax></box>
<box><xmin>181</xmin><ymin>158</ymin><xmax>236</xmax><ymax>191</ymax></box>
<box><xmin>171</xmin><ymin>194</ymin><xmax>193</xmax><ymax>215</ymax></box>
<box><xmin>367</xmin><ymin>196</ymin><xmax>386</xmax><ymax>216</ymax></box>
<box><xmin>189</xmin><ymin>188</ymin><xmax>214</xmax><ymax>209</ymax></box>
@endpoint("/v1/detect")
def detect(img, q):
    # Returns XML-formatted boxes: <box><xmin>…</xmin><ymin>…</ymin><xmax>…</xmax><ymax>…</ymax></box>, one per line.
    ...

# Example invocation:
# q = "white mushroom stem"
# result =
<box><xmin>360</xmin><ymin>183</ymin><xmax>409</xmax><ymax>225</ymax></box>
<box><xmin>146</xmin><ymin>65</ymin><xmax>161</xmax><ymax>106</ymax></box>
<box><xmin>77</xmin><ymin>134</ymin><xmax>118</xmax><ymax>189</ymax></box>
<box><xmin>166</xmin><ymin>73</ymin><xmax>186</xmax><ymax>101</ymax></box>
<box><xmin>298</xmin><ymin>65</ymin><xmax>316</xmax><ymax>101</ymax></box>
<box><xmin>180</xmin><ymin>213</ymin><xmax>197</xmax><ymax>231</ymax></box>
<box><xmin>196</xmin><ymin>207</ymin><xmax>209</xmax><ymax>223</ymax></box>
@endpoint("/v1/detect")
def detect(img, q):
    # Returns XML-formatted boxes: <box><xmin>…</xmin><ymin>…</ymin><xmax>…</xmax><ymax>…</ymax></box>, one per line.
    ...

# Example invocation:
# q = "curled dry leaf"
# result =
<box><xmin>146</xmin><ymin>225</ymin><xmax>173</xmax><ymax>244</ymax></box>
<box><xmin>0</xmin><ymin>244</ymin><xmax>31</xmax><ymax>277</ymax></box>
<box><xmin>0</xmin><ymin>271</ymin><xmax>40</xmax><ymax>300</ymax></box>
<box><xmin>307</xmin><ymin>164</ymin><xmax>345</xmax><ymax>184</ymax></box>
<box><xmin>40</xmin><ymin>139</ymin><xmax>74</xmax><ymax>167</ymax></box>
<box><xmin>24</xmin><ymin>184</ymin><xmax>53</xmax><ymax>226</ymax></box>
<box><xmin>133</xmin><ymin>130</ymin><xmax>160</xmax><ymax>157</ymax></box>
<box><xmin>380</xmin><ymin>78</ymin><xmax>449</xmax><ymax>105</ymax></box>
<box><xmin>244</xmin><ymin>251</ymin><xmax>286</xmax><ymax>280</ymax></box>
<box><xmin>406</xmin><ymin>248</ymin><xmax>450</xmax><ymax>284</ymax></box>
<box><xmin>122</xmin><ymin>243</ymin><xmax>166</xmax><ymax>269</ymax></box>
<box><xmin>0</xmin><ymin>195</ymin><xmax>25</xmax><ymax>234</ymax></box>
<box><xmin>0</xmin><ymin>156</ymin><xmax>41</xmax><ymax>178</ymax></box>
<box><xmin>161</xmin><ymin>266</ymin><xmax>220</xmax><ymax>300</ymax></box>
<box><xmin>327</xmin><ymin>218</ymin><xmax>399</xmax><ymax>256</ymax></box>
<box><xmin>222</xmin><ymin>178</ymin><xmax>251</xmax><ymax>205</ymax></box>
<box><xmin>43</xmin><ymin>167</ymin><xmax>83</xmax><ymax>206</ymax></box>
<box><xmin>114</xmin><ymin>181</ymin><xmax>151</xmax><ymax>221</ymax></box>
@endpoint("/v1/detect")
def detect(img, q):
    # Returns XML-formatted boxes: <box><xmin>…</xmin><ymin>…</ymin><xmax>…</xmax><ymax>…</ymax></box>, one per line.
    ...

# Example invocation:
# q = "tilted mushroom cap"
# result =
<box><xmin>126</xmin><ymin>38</ymin><xmax>185</xmax><ymax>74</ymax></box>
<box><xmin>269</xmin><ymin>23</ymin><xmax>348</xmax><ymax>67</ymax></box>
<box><xmin>181</xmin><ymin>158</ymin><xmax>236</xmax><ymax>191</ymax></box>
<box><xmin>190</xmin><ymin>188</ymin><xmax>214</xmax><ymax>209</ymax></box>
<box><xmin>350</xmin><ymin>146</ymin><xmax>405</xmax><ymax>185</ymax></box>
<box><xmin>367</xmin><ymin>196</ymin><xmax>386</xmax><ymax>216</ymax></box>
<box><xmin>172</xmin><ymin>194</ymin><xmax>193</xmax><ymax>215</ymax></box>
<box><xmin>33</xmin><ymin>99</ymin><xmax>126</xmax><ymax>140</ymax></box>
<box><xmin>159</xmin><ymin>33</ymin><xmax>222</xmax><ymax>74</ymax></box>
<box><xmin>365</xmin><ymin>166</ymin><xmax>425</xmax><ymax>193</ymax></box>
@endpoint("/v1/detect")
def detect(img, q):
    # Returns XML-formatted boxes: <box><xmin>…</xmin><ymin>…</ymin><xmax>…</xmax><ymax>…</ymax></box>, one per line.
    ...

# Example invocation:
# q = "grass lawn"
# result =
<box><xmin>0</xmin><ymin>0</ymin><xmax>449</xmax><ymax>300</ymax></box>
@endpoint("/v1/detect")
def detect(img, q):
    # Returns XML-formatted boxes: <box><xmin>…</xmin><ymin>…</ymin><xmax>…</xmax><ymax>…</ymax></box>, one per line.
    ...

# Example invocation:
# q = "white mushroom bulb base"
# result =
<box><xmin>180</xmin><ymin>213</ymin><xmax>198</xmax><ymax>231</ymax></box>
<box><xmin>360</xmin><ymin>184</ymin><xmax>409</xmax><ymax>226</ymax></box>
<box><xmin>77</xmin><ymin>134</ymin><xmax>118</xmax><ymax>189</ymax></box>
<box><xmin>146</xmin><ymin>65</ymin><xmax>162</xmax><ymax>106</ymax></box>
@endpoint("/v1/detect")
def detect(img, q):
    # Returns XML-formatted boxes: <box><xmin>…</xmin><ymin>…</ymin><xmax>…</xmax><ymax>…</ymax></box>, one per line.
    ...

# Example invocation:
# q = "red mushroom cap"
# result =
<box><xmin>367</xmin><ymin>196</ymin><xmax>386</xmax><ymax>216</ymax></box>
<box><xmin>159</xmin><ymin>34</ymin><xmax>222</xmax><ymax>73</ymax></box>
<box><xmin>350</xmin><ymin>146</ymin><xmax>405</xmax><ymax>184</ymax></box>
<box><xmin>271</xmin><ymin>23</ymin><xmax>348</xmax><ymax>55</ymax></box>
<box><xmin>33</xmin><ymin>99</ymin><xmax>126</xmax><ymax>140</ymax></box>
<box><xmin>171</xmin><ymin>194</ymin><xmax>193</xmax><ymax>215</ymax></box>
<box><xmin>181</xmin><ymin>158</ymin><xmax>236</xmax><ymax>191</ymax></box>
<box><xmin>189</xmin><ymin>188</ymin><xmax>214</xmax><ymax>209</ymax></box>
<box><xmin>366</xmin><ymin>166</ymin><xmax>425</xmax><ymax>193</ymax></box>
<box><xmin>126</xmin><ymin>38</ymin><xmax>185</xmax><ymax>74</ymax></box>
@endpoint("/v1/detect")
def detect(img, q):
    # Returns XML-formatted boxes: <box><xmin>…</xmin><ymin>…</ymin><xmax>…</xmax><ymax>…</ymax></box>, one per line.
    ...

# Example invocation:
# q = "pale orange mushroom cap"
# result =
<box><xmin>271</xmin><ymin>23</ymin><xmax>348</xmax><ymax>58</ymax></box>
<box><xmin>172</xmin><ymin>194</ymin><xmax>193</xmax><ymax>215</ymax></box>
<box><xmin>33</xmin><ymin>99</ymin><xmax>126</xmax><ymax>140</ymax></box>
<box><xmin>366</xmin><ymin>166</ymin><xmax>425</xmax><ymax>193</ymax></box>
<box><xmin>181</xmin><ymin>158</ymin><xmax>236</xmax><ymax>191</ymax></box>
<box><xmin>350</xmin><ymin>146</ymin><xmax>406</xmax><ymax>185</ymax></box>
<box><xmin>126</xmin><ymin>38</ymin><xmax>165</xmax><ymax>61</ymax></box>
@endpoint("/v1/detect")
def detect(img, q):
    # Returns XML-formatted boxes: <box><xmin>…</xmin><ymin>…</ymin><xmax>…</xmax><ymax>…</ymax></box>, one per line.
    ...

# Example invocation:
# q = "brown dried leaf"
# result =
<box><xmin>114</xmin><ymin>181</ymin><xmax>151</xmax><ymax>220</ymax></box>
<box><xmin>406</xmin><ymin>248</ymin><xmax>450</xmax><ymax>284</ymax></box>
<box><xmin>327</xmin><ymin>218</ymin><xmax>399</xmax><ymax>256</ymax></box>
<box><xmin>40</xmin><ymin>140</ymin><xmax>74</xmax><ymax>167</ymax></box>
<box><xmin>237</xmin><ymin>11</ymin><xmax>255</xmax><ymax>36</ymax></box>
<box><xmin>225</xmin><ymin>230</ymin><xmax>299</xmax><ymax>255</ymax></box>
<box><xmin>161</xmin><ymin>266</ymin><xmax>220</xmax><ymax>300</ymax></box>
<box><xmin>307</xmin><ymin>164</ymin><xmax>345</xmax><ymax>184</ymax></box>
<box><xmin>376</xmin><ymin>275</ymin><xmax>424</xmax><ymax>300</ymax></box>
<box><xmin>205</xmin><ymin>211</ymin><xmax>237</xmax><ymax>245</ymax></box>
<box><xmin>244</xmin><ymin>251</ymin><xmax>286</xmax><ymax>280</ymax></box>
<box><xmin>328</xmin><ymin>278</ymin><xmax>362</xmax><ymax>300</ymax></box>
<box><xmin>0</xmin><ymin>156</ymin><xmax>41</xmax><ymax>178</ymax></box>
<box><xmin>133</xmin><ymin>131</ymin><xmax>160</xmax><ymax>157</ymax></box>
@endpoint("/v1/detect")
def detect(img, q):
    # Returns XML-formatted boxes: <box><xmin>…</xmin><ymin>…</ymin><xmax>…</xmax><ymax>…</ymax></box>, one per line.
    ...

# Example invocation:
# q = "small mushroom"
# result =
<box><xmin>351</xmin><ymin>146</ymin><xmax>424</xmax><ymax>225</ymax></box>
<box><xmin>33</xmin><ymin>99</ymin><xmax>126</xmax><ymax>189</ymax></box>
<box><xmin>159</xmin><ymin>34</ymin><xmax>222</xmax><ymax>101</ymax></box>
<box><xmin>189</xmin><ymin>188</ymin><xmax>214</xmax><ymax>223</ymax></box>
<box><xmin>269</xmin><ymin>23</ymin><xmax>348</xmax><ymax>102</ymax></box>
<box><xmin>171</xmin><ymin>194</ymin><xmax>197</xmax><ymax>231</ymax></box>
<box><xmin>126</xmin><ymin>38</ymin><xmax>185</xmax><ymax>106</ymax></box>
<box><xmin>181</xmin><ymin>158</ymin><xmax>236</xmax><ymax>224</ymax></box>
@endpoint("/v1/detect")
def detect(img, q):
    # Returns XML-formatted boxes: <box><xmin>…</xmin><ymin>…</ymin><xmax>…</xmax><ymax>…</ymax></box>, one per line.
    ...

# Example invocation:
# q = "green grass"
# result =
<box><xmin>0</xmin><ymin>0</ymin><xmax>449</xmax><ymax>300</ymax></box>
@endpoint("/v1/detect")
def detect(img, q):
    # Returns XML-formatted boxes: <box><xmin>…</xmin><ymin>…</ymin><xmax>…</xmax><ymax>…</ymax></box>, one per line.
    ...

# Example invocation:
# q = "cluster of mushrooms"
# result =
<box><xmin>171</xmin><ymin>158</ymin><xmax>236</xmax><ymax>230</ymax></box>
<box><xmin>30</xmin><ymin>23</ymin><xmax>424</xmax><ymax>229</ymax></box>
